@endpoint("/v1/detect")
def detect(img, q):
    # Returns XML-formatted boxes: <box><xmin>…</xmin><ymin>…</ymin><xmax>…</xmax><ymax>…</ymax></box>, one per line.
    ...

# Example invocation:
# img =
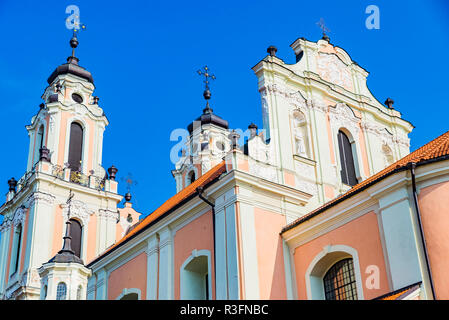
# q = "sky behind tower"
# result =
<box><xmin>0</xmin><ymin>0</ymin><xmax>448</xmax><ymax>219</ymax></box>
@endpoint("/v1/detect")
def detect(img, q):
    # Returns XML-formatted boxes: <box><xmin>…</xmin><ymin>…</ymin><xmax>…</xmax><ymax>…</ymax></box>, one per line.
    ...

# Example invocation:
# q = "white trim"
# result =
<box><xmin>180</xmin><ymin>249</ymin><xmax>212</xmax><ymax>300</ymax></box>
<box><xmin>305</xmin><ymin>244</ymin><xmax>364</xmax><ymax>300</ymax></box>
<box><xmin>116</xmin><ymin>288</ymin><xmax>141</xmax><ymax>300</ymax></box>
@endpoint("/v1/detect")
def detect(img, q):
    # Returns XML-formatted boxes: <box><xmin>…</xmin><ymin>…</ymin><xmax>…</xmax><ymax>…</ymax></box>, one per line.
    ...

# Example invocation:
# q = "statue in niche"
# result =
<box><xmin>292</xmin><ymin>110</ymin><xmax>308</xmax><ymax>157</ymax></box>
<box><xmin>295</xmin><ymin>128</ymin><xmax>307</xmax><ymax>157</ymax></box>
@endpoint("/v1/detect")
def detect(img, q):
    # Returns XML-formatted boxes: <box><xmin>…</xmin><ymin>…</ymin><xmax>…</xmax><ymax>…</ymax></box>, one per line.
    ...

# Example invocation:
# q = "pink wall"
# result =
<box><xmin>253</xmin><ymin>207</ymin><xmax>287</xmax><ymax>299</ymax></box>
<box><xmin>293</xmin><ymin>211</ymin><xmax>389</xmax><ymax>300</ymax></box>
<box><xmin>51</xmin><ymin>206</ymin><xmax>63</xmax><ymax>257</ymax></box>
<box><xmin>107</xmin><ymin>252</ymin><xmax>147</xmax><ymax>300</ymax></box>
<box><xmin>418</xmin><ymin>180</ymin><xmax>449</xmax><ymax>299</ymax></box>
<box><xmin>173</xmin><ymin>210</ymin><xmax>215</xmax><ymax>300</ymax></box>
<box><xmin>86</xmin><ymin>213</ymin><xmax>97</xmax><ymax>263</ymax></box>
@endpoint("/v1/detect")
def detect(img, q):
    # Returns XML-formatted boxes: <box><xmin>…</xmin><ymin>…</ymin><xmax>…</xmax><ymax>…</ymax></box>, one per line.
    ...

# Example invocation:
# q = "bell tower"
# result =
<box><xmin>172</xmin><ymin>66</ymin><xmax>231</xmax><ymax>192</ymax></box>
<box><xmin>0</xmin><ymin>33</ymin><xmax>123</xmax><ymax>300</ymax></box>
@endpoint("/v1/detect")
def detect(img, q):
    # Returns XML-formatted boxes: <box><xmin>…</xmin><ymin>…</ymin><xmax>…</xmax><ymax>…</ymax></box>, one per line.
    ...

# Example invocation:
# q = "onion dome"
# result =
<box><xmin>47</xmin><ymin>34</ymin><xmax>93</xmax><ymax>85</ymax></box>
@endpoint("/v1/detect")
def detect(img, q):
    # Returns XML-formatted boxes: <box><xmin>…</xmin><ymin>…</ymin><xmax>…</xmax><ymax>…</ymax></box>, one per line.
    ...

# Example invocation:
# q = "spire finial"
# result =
<box><xmin>316</xmin><ymin>18</ymin><xmax>330</xmax><ymax>42</ymax></box>
<box><xmin>59</xmin><ymin>190</ymin><xmax>75</xmax><ymax>255</ymax></box>
<box><xmin>197</xmin><ymin>66</ymin><xmax>216</xmax><ymax>114</ymax></box>
<box><xmin>67</xmin><ymin>22</ymin><xmax>86</xmax><ymax>65</ymax></box>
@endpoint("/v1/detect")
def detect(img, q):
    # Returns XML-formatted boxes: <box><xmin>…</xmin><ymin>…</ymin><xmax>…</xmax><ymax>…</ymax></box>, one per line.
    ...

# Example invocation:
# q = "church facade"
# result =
<box><xmin>0</xmin><ymin>32</ymin><xmax>448</xmax><ymax>300</ymax></box>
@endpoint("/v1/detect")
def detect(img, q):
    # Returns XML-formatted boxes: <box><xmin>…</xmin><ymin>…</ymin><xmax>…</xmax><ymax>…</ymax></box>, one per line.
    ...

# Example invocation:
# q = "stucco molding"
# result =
<box><xmin>61</xmin><ymin>200</ymin><xmax>95</xmax><ymax>226</ymax></box>
<box><xmin>25</xmin><ymin>191</ymin><xmax>55</xmax><ymax>207</ymax></box>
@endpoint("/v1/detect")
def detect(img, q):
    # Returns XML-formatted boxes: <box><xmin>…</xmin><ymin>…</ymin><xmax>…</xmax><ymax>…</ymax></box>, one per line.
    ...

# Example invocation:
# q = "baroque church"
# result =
<box><xmin>1</xmin><ymin>30</ymin><xmax>448</xmax><ymax>300</ymax></box>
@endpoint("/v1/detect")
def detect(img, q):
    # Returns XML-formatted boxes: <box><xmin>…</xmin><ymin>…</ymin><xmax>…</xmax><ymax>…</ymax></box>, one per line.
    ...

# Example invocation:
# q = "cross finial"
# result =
<box><xmin>121</xmin><ymin>173</ymin><xmax>138</xmax><ymax>193</ymax></box>
<box><xmin>197</xmin><ymin>66</ymin><xmax>216</xmax><ymax>91</ymax></box>
<box><xmin>197</xmin><ymin>66</ymin><xmax>216</xmax><ymax>113</ymax></box>
<box><xmin>316</xmin><ymin>18</ymin><xmax>330</xmax><ymax>42</ymax></box>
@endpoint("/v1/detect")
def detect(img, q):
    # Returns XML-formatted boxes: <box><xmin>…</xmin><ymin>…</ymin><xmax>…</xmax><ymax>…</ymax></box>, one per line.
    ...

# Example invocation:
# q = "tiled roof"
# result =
<box><xmin>374</xmin><ymin>282</ymin><xmax>421</xmax><ymax>300</ymax></box>
<box><xmin>87</xmin><ymin>161</ymin><xmax>227</xmax><ymax>266</ymax></box>
<box><xmin>282</xmin><ymin>130</ymin><xmax>449</xmax><ymax>233</ymax></box>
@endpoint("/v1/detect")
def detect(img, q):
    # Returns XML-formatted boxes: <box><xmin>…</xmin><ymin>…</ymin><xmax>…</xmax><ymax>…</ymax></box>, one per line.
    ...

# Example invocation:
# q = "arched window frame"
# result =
<box><xmin>9</xmin><ymin>223</ymin><xmax>23</xmax><ymax>277</ymax></box>
<box><xmin>336</xmin><ymin>129</ymin><xmax>359</xmax><ymax>186</ymax></box>
<box><xmin>34</xmin><ymin>124</ymin><xmax>46</xmax><ymax>166</ymax></box>
<box><xmin>68</xmin><ymin>218</ymin><xmax>83</xmax><ymax>258</ymax></box>
<box><xmin>56</xmin><ymin>282</ymin><xmax>67</xmax><ymax>300</ymax></box>
<box><xmin>180</xmin><ymin>249</ymin><xmax>212</xmax><ymax>300</ymax></box>
<box><xmin>116</xmin><ymin>288</ymin><xmax>141</xmax><ymax>300</ymax></box>
<box><xmin>184</xmin><ymin>166</ymin><xmax>198</xmax><ymax>188</ymax></box>
<box><xmin>328</xmin><ymin>103</ymin><xmax>365</xmax><ymax>184</ymax></box>
<box><xmin>305</xmin><ymin>245</ymin><xmax>364</xmax><ymax>300</ymax></box>
<box><xmin>63</xmin><ymin>117</ymin><xmax>89</xmax><ymax>174</ymax></box>
<box><xmin>61</xmin><ymin>214</ymin><xmax>87</xmax><ymax>262</ymax></box>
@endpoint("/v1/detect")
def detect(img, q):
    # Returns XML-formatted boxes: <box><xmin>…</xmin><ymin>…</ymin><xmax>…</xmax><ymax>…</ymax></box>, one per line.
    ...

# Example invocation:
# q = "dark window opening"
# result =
<box><xmin>69</xmin><ymin>218</ymin><xmax>82</xmax><ymax>258</ymax></box>
<box><xmin>337</xmin><ymin>130</ymin><xmax>357</xmax><ymax>186</ymax></box>
<box><xmin>68</xmin><ymin>122</ymin><xmax>83</xmax><ymax>171</ymax></box>
<box><xmin>323</xmin><ymin>258</ymin><xmax>358</xmax><ymax>300</ymax></box>
<box><xmin>13</xmin><ymin>225</ymin><xmax>22</xmax><ymax>274</ymax></box>
<box><xmin>72</xmin><ymin>93</ymin><xmax>83</xmax><ymax>103</ymax></box>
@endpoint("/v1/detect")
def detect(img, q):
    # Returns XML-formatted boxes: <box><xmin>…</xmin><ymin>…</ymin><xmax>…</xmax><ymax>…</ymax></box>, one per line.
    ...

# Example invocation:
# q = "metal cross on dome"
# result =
<box><xmin>197</xmin><ymin>66</ymin><xmax>216</xmax><ymax>90</ymax></box>
<box><xmin>121</xmin><ymin>173</ymin><xmax>138</xmax><ymax>192</ymax></box>
<box><xmin>316</xmin><ymin>18</ymin><xmax>330</xmax><ymax>38</ymax></box>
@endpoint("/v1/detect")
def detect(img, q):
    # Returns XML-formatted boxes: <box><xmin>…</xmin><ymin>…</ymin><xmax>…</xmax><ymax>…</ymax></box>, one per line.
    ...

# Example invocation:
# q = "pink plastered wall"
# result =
<box><xmin>173</xmin><ymin>210</ymin><xmax>215</xmax><ymax>300</ymax></box>
<box><xmin>418</xmin><ymin>180</ymin><xmax>449</xmax><ymax>299</ymax></box>
<box><xmin>253</xmin><ymin>207</ymin><xmax>287</xmax><ymax>299</ymax></box>
<box><xmin>292</xmin><ymin>211</ymin><xmax>389</xmax><ymax>300</ymax></box>
<box><xmin>107</xmin><ymin>252</ymin><xmax>147</xmax><ymax>300</ymax></box>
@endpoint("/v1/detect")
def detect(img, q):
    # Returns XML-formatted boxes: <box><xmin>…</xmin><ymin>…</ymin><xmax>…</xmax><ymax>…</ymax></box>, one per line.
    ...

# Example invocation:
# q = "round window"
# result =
<box><xmin>72</xmin><ymin>93</ymin><xmax>83</xmax><ymax>103</ymax></box>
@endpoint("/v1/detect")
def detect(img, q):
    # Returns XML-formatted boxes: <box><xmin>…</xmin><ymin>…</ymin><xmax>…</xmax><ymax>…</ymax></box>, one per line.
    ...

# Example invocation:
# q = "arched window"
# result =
<box><xmin>120</xmin><ymin>293</ymin><xmax>139</xmax><ymax>300</ymax></box>
<box><xmin>323</xmin><ymin>258</ymin><xmax>358</xmax><ymax>300</ymax></box>
<box><xmin>69</xmin><ymin>219</ymin><xmax>82</xmax><ymax>258</ymax></box>
<box><xmin>68</xmin><ymin>122</ymin><xmax>83</xmax><ymax>172</ymax></box>
<box><xmin>76</xmin><ymin>285</ymin><xmax>83</xmax><ymax>300</ymax></box>
<box><xmin>56</xmin><ymin>282</ymin><xmax>67</xmax><ymax>300</ymax></box>
<box><xmin>180</xmin><ymin>254</ymin><xmax>211</xmax><ymax>300</ymax></box>
<box><xmin>42</xmin><ymin>285</ymin><xmax>47</xmax><ymax>300</ymax></box>
<box><xmin>187</xmin><ymin>171</ymin><xmax>196</xmax><ymax>186</ymax></box>
<box><xmin>10</xmin><ymin>224</ymin><xmax>22</xmax><ymax>275</ymax></box>
<box><xmin>337</xmin><ymin>130</ymin><xmax>357</xmax><ymax>186</ymax></box>
<box><xmin>34</xmin><ymin>125</ymin><xmax>44</xmax><ymax>165</ymax></box>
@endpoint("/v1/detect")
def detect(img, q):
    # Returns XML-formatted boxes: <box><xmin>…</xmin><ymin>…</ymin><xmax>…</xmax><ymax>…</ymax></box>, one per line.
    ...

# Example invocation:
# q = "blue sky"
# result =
<box><xmin>0</xmin><ymin>0</ymin><xmax>448</xmax><ymax>219</ymax></box>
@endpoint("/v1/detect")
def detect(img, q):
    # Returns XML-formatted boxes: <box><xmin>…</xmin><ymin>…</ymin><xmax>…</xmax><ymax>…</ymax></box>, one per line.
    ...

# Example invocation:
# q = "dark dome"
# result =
<box><xmin>47</xmin><ymin>57</ymin><xmax>94</xmax><ymax>84</ymax></box>
<box><xmin>187</xmin><ymin>109</ymin><xmax>229</xmax><ymax>134</ymax></box>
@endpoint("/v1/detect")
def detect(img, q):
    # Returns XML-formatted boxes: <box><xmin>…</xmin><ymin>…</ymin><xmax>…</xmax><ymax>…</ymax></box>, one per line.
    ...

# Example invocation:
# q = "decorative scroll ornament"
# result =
<box><xmin>317</xmin><ymin>53</ymin><xmax>353</xmax><ymax>91</ymax></box>
<box><xmin>329</xmin><ymin>102</ymin><xmax>360</xmax><ymax>137</ymax></box>
<box><xmin>61</xmin><ymin>199</ymin><xmax>95</xmax><ymax>225</ymax></box>
<box><xmin>98</xmin><ymin>209</ymin><xmax>119</xmax><ymax>221</ymax></box>
<box><xmin>12</xmin><ymin>206</ymin><xmax>26</xmax><ymax>226</ymax></box>
<box><xmin>25</xmin><ymin>191</ymin><xmax>55</xmax><ymax>207</ymax></box>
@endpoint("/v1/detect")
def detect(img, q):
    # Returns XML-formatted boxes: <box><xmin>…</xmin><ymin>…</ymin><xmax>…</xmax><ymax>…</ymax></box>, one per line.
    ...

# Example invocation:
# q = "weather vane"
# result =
<box><xmin>121</xmin><ymin>173</ymin><xmax>138</xmax><ymax>193</ymax></box>
<box><xmin>197</xmin><ymin>66</ymin><xmax>216</xmax><ymax>91</ymax></box>
<box><xmin>316</xmin><ymin>18</ymin><xmax>330</xmax><ymax>41</ymax></box>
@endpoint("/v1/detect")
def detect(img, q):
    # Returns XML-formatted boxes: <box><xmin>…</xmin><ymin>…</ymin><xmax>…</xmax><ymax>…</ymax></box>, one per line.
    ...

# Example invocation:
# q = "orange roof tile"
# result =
<box><xmin>282</xmin><ymin>130</ymin><xmax>449</xmax><ymax>233</ymax></box>
<box><xmin>374</xmin><ymin>282</ymin><xmax>421</xmax><ymax>300</ymax></box>
<box><xmin>87</xmin><ymin>161</ymin><xmax>227</xmax><ymax>266</ymax></box>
